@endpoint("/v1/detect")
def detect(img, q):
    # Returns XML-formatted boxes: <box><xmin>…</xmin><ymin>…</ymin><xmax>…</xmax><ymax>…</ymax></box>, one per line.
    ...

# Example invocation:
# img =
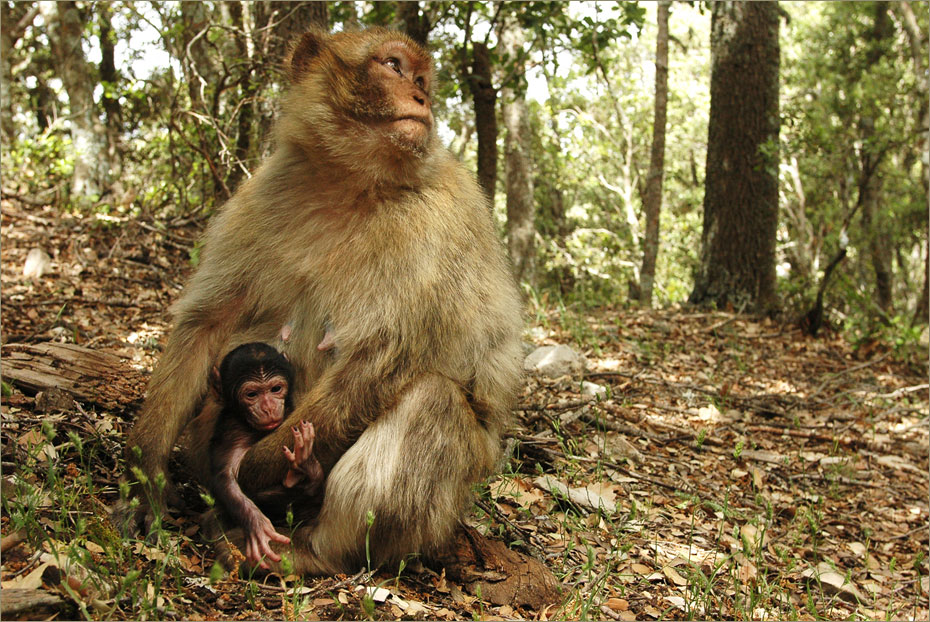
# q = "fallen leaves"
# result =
<box><xmin>518</xmin><ymin>308</ymin><xmax>928</xmax><ymax>620</ymax></box>
<box><xmin>1</xmin><ymin>206</ymin><xmax>928</xmax><ymax>620</ymax></box>
<box><xmin>533</xmin><ymin>475</ymin><xmax>618</xmax><ymax>515</ymax></box>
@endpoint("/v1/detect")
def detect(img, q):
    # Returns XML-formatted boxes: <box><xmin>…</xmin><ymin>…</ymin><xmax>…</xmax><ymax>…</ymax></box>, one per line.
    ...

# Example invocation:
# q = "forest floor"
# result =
<box><xmin>1</xmin><ymin>200</ymin><xmax>928</xmax><ymax>621</ymax></box>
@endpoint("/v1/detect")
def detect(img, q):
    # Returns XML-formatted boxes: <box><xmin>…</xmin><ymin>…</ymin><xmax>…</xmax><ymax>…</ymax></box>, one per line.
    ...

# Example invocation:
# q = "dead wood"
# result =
<box><xmin>1</xmin><ymin>342</ymin><xmax>146</xmax><ymax>413</ymax></box>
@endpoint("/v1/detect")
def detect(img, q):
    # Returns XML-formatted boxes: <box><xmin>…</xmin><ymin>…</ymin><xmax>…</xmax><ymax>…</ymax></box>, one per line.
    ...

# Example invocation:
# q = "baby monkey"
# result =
<box><xmin>209</xmin><ymin>342</ymin><xmax>323</xmax><ymax>568</ymax></box>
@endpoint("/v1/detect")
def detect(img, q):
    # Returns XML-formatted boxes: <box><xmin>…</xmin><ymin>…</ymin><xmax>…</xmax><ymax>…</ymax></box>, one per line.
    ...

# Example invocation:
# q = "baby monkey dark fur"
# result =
<box><xmin>210</xmin><ymin>343</ymin><xmax>324</xmax><ymax>568</ymax></box>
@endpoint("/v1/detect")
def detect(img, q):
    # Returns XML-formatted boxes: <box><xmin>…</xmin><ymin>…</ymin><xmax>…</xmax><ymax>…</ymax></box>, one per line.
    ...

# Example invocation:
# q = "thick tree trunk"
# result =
<box><xmin>639</xmin><ymin>1</ymin><xmax>670</xmax><ymax>307</ymax></box>
<box><xmin>501</xmin><ymin>17</ymin><xmax>535</xmax><ymax>286</ymax></box>
<box><xmin>859</xmin><ymin>127</ymin><xmax>893</xmax><ymax>317</ymax></box>
<box><xmin>40</xmin><ymin>0</ymin><xmax>109</xmax><ymax>200</ymax></box>
<box><xmin>859</xmin><ymin>3</ymin><xmax>895</xmax><ymax>318</ymax></box>
<box><xmin>689</xmin><ymin>1</ymin><xmax>780</xmax><ymax>312</ymax></box>
<box><xmin>896</xmin><ymin>2</ymin><xmax>929</xmax><ymax>324</ymax></box>
<box><xmin>469</xmin><ymin>42</ymin><xmax>498</xmax><ymax>202</ymax></box>
<box><xmin>1</xmin><ymin>3</ymin><xmax>39</xmax><ymax>143</ymax></box>
<box><xmin>396</xmin><ymin>1</ymin><xmax>430</xmax><ymax>46</ymax></box>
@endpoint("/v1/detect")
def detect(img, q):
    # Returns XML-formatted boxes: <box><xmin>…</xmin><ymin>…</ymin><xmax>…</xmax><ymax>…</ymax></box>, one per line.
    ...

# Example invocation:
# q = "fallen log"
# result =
<box><xmin>1</xmin><ymin>342</ymin><xmax>146</xmax><ymax>413</ymax></box>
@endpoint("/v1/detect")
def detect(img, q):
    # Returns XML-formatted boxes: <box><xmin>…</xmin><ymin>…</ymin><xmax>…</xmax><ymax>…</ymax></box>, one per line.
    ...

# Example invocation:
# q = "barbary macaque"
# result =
<box><xmin>124</xmin><ymin>27</ymin><xmax>523</xmax><ymax>574</ymax></box>
<box><xmin>208</xmin><ymin>342</ymin><xmax>323</xmax><ymax>567</ymax></box>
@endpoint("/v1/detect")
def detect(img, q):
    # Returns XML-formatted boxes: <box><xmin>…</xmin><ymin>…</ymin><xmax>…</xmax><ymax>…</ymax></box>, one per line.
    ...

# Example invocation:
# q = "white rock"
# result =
<box><xmin>523</xmin><ymin>345</ymin><xmax>586</xmax><ymax>378</ymax></box>
<box><xmin>23</xmin><ymin>248</ymin><xmax>52</xmax><ymax>279</ymax></box>
<box><xmin>581</xmin><ymin>381</ymin><xmax>607</xmax><ymax>399</ymax></box>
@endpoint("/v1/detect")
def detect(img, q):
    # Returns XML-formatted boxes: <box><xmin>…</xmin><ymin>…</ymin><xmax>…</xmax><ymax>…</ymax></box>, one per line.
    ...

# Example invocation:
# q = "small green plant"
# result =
<box><xmin>696</xmin><ymin>428</ymin><xmax>707</xmax><ymax>448</ymax></box>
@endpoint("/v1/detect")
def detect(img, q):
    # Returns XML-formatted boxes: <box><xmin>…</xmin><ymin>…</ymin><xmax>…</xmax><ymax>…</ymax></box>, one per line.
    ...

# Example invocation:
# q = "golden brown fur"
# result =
<box><xmin>125</xmin><ymin>28</ymin><xmax>522</xmax><ymax>573</ymax></box>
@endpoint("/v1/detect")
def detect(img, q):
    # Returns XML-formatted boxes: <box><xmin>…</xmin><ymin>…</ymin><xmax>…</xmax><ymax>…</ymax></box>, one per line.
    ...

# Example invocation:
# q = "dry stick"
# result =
<box><xmin>0</xmin><ymin>529</ymin><xmax>27</xmax><ymax>553</ymax></box>
<box><xmin>525</xmin><ymin>435</ymin><xmax>683</xmax><ymax>493</ymax></box>
<box><xmin>810</xmin><ymin>351</ymin><xmax>892</xmax><ymax>399</ymax></box>
<box><xmin>586</xmin><ymin>371</ymin><xmax>801</xmax><ymax>417</ymax></box>
<box><xmin>473</xmin><ymin>498</ymin><xmax>550</xmax><ymax>560</ymax></box>
<box><xmin>789</xmin><ymin>473</ymin><xmax>885</xmax><ymax>489</ymax></box>
<box><xmin>578</xmin><ymin>410</ymin><xmax>651</xmax><ymax>438</ymax></box>
<box><xmin>876</xmin><ymin>383</ymin><xmax>929</xmax><ymax>399</ymax></box>
<box><xmin>4</xmin><ymin>550</ymin><xmax>43</xmax><ymax>579</ymax></box>
<box><xmin>2</xmin><ymin>296</ymin><xmax>161</xmax><ymax>310</ymax></box>
<box><xmin>870</xmin><ymin>525</ymin><xmax>930</xmax><ymax>543</ymax></box>
<box><xmin>516</xmin><ymin>400</ymin><xmax>588</xmax><ymax>412</ymax></box>
<box><xmin>1</xmin><ymin>187</ymin><xmax>55</xmax><ymax>208</ymax></box>
<box><xmin>137</xmin><ymin>221</ymin><xmax>197</xmax><ymax>246</ymax></box>
<box><xmin>704</xmin><ymin>314</ymin><xmax>740</xmax><ymax>333</ymax></box>
<box><xmin>744</xmin><ymin>425</ymin><xmax>848</xmax><ymax>444</ymax></box>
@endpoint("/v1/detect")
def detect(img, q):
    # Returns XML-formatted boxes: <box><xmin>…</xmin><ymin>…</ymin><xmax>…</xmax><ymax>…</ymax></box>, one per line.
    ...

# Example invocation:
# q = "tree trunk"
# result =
<box><xmin>858</xmin><ymin>119</ymin><xmax>893</xmax><ymax>317</ymax></box>
<box><xmin>859</xmin><ymin>3</ymin><xmax>895</xmax><ymax>318</ymax></box>
<box><xmin>501</xmin><ymin>16</ymin><xmax>535</xmax><ymax>286</ymax></box>
<box><xmin>469</xmin><ymin>42</ymin><xmax>498</xmax><ymax>202</ymax></box>
<box><xmin>689</xmin><ymin>1</ymin><xmax>780</xmax><ymax>313</ymax></box>
<box><xmin>896</xmin><ymin>1</ymin><xmax>929</xmax><ymax>324</ymax></box>
<box><xmin>306</xmin><ymin>1</ymin><xmax>329</xmax><ymax>29</ymax></box>
<box><xmin>265</xmin><ymin>1</ymin><xmax>329</xmax><ymax>60</ymax></box>
<box><xmin>40</xmin><ymin>0</ymin><xmax>109</xmax><ymax>201</ymax></box>
<box><xmin>916</xmin><ymin>239</ymin><xmax>929</xmax><ymax>324</ymax></box>
<box><xmin>227</xmin><ymin>1</ymin><xmax>254</xmax><ymax>193</ymax></box>
<box><xmin>396</xmin><ymin>1</ymin><xmax>431</xmax><ymax>46</ymax></box>
<box><xmin>1</xmin><ymin>3</ymin><xmax>39</xmax><ymax>143</ymax></box>
<box><xmin>98</xmin><ymin>2</ymin><xmax>124</xmax><ymax>197</ymax></box>
<box><xmin>639</xmin><ymin>1</ymin><xmax>670</xmax><ymax>307</ymax></box>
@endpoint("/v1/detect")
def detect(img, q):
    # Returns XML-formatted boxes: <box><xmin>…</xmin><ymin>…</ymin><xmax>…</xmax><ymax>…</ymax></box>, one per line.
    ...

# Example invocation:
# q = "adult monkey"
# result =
<box><xmin>124</xmin><ymin>28</ymin><xmax>523</xmax><ymax>575</ymax></box>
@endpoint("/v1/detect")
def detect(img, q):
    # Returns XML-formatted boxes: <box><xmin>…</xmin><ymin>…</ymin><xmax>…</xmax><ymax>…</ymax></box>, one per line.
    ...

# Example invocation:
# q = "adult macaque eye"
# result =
<box><xmin>414</xmin><ymin>76</ymin><xmax>426</xmax><ymax>89</ymax></box>
<box><xmin>384</xmin><ymin>57</ymin><xmax>402</xmax><ymax>75</ymax></box>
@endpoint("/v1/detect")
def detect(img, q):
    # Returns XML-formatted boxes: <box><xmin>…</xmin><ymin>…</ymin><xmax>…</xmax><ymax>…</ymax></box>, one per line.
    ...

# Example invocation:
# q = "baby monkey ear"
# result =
<box><xmin>288</xmin><ymin>30</ymin><xmax>329</xmax><ymax>81</ymax></box>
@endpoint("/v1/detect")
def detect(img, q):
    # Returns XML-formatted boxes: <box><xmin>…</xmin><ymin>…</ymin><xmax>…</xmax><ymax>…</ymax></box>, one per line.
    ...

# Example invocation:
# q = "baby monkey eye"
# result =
<box><xmin>271</xmin><ymin>385</ymin><xmax>283</xmax><ymax>393</ymax></box>
<box><xmin>384</xmin><ymin>57</ymin><xmax>403</xmax><ymax>75</ymax></box>
<box><xmin>246</xmin><ymin>391</ymin><xmax>258</xmax><ymax>399</ymax></box>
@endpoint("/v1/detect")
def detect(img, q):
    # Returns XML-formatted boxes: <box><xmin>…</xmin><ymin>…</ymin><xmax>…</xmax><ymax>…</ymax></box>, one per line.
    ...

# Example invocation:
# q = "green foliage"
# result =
<box><xmin>2</xmin><ymin>1</ymin><xmax>924</xmax><ymax>337</ymax></box>
<box><xmin>780</xmin><ymin>2</ymin><xmax>928</xmax><ymax>328</ymax></box>
<box><xmin>2</xmin><ymin>132</ymin><xmax>74</xmax><ymax>200</ymax></box>
<box><xmin>525</xmin><ymin>3</ymin><xmax>708</xmax><ymax>308</ymax></box>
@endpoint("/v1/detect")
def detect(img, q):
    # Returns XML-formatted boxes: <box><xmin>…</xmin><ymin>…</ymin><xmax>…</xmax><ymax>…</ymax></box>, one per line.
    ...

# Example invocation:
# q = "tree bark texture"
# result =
<box><xmin>501</xmin><ymin>17</ymin><xmax>535</xmax><ymax>286</ymax></box>
<box><xmin>98</xmin><ymin>2</ymin><xmax>124</xmax><ymax>195</ymax></box>
<box><xmin>916</xmin><ymin>239</ymin><xmax>929</xmax><ymax>324</ymax></box>
<box><xmin>689</xmin><ymin>1</ymin><xmax>780</xmax><ymax>312</ymax></box>
<box><xmin>469</xmin><ymin>42</ymin><xmax>498</xmax><ymax>202</ymax></box>
<box><xmin>639</xmin><ymin>1</ymin><xmax>671</xmax><ymax>307</ymax></box>
<box><xmin>858</xmin><ymin>119</ymin><xmax>893</xmax><ymax>316</ymax></box>
<box><xmin>0</xmin><ymin>3</ymin><xmax>38</xmax><ymax>142</ymax></box>
<box><xmin>859</xmin><ymin>3</ymin><xmax>895</xmax><ymax>317</ymax></box>
<box><xmin>397</xmin><ymin>1</ymin><xmax>431</xmax><ymax>46</ymax></box>
<box><xmin>41</xmin><ymin>0</ymin><xmax>109</xmax><ymax>200</ymax></box>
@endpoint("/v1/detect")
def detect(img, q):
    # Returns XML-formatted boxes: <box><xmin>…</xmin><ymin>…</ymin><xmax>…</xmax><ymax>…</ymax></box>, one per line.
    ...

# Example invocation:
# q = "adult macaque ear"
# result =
<box><xmin>288</xmin><ymin>30</ymin><xmax>328</xmax><ymax>81</ymax></box>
